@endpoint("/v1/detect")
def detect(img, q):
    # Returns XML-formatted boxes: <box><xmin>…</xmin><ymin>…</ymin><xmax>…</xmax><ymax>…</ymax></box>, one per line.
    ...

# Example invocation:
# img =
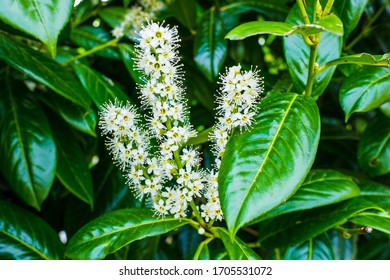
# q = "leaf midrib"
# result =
<box><xmin>234</xmin><ymin>94</ymin><xmax>298</xmax><ymax>231</ymax></box>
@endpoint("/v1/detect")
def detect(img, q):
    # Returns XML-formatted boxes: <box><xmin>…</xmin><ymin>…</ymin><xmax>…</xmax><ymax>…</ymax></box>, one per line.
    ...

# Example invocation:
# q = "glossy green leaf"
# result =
<box><xmin>0</xmin><ymin>79</ymin><xmax>56</xmax><ymax>210</ymax></box>
<box><xmin>194</xmin><ymin>7</ymin><xmax>227</xmax><ymax>81</ymax></box>
<box><xmin>329</xmin><ymin>230</ymin><xmax>357</xmax><ymax>260</ymax></box>
<box><xmin>219</xmin><ymin>93</ymin><xmax>320</xmax><ymax>236</ymax></box>
<box><xmin>170</xmin><ymin>0</ymin><xmax>197</xmax><ymax>33</ymax></box>
<box><xmin>284</xmin><ymin>234</ymin><xmax>335</xmax><ymax>260</ymax></box>
<box><xmin>214</xmin><ymin>227</ymin><xmax>261</xmax><ymax>260</ymax></box>
<box><xmin>334</xmin><ymin>0</ymin><xmax>369</xmax><ymax>37</ymax></box>
<box><xmin>283</xmin><ymin>3</ymin><xmax>342</xmax><ymax>98</ymax></box>
<box><xmin>226</xmin><ymin>14</ymin><xmax>342</xmax><ymax>40</ymax></box>
<box><xmin>118</xmin><ymin>43</ymin><xmax>144</xmax><ymax>85</ymax></box>
<box><xmin>71</xmin><ymin>26</ymin><xmax>120</xmax><ymax>60</ymax></box>
<box><xmin>0</xmin><ymin>200</ymin><xmax>64</xmax><ymax>259</ymax></box>
<box><xmin>358</xmin><ymin>180</ymin><xmax>390</xmax><ymax>213</ymax></box>
<box><xmin>357</xmin><ymin>114</ymin><xmax>390</xmax><ymax>176</ymax></box>
<box><xmin>350</xmin><ymin>213</ymin><xmax>390</xmax><ymax>235</ymax></box>
<box><xmin>72</xmin><ymin>61</ymin><xmax>128</xmax><ymax>108</ymax></box>
<box><xmin>0</xmin><ymin>0</ymin><xmax>73</xmax><ymax>57</ymax></box>
<box><xmin>192</xmin><ymin>240</ymin><xmax>210</xmax><ymax>260</ymax></box>
<box><xmin>66</xmin><ymin>209</ymin><xmax>190</xmax><ymax>259</ymax></box>
<box><xmin>99</xmin><ymin>7</ymin><xmax>127</xmax><ymax>30</ymax></box>
<box><xmin>49</xmin><ymin>95</ymin><xmax>97</xmax><ymax>137</ymax></box>
<box><xmin>318</xmin><ymin>53</ymin><xmax>390</xmax><ymax>74</ymax></box>
<box><xmin>72</xmin><ymin>0</ymin><xmax>99</xmax><ymax>27</ymax></box>
<box><xmin>339</xmin><ymin>68</ymin><xmax>390</xmax><ymax>121</ymax></box>
<box><xmin>52</xmin><ymin>121</ymin><xmax>94</xmax><ymax>208</ymax></box>
<box><xmin>258</xmin><ymin>169</ymin><xmax>360</xmax><ymax>221</ymax></box>
<box><xmin>0</xmin><ymin>33</ymin><xmax>91</xmax><ymax>108</ymax></box>
<box><xmin>258</xmin><ymin>198</ymin><xmax>382</xmax><ymax>248</ymax></box>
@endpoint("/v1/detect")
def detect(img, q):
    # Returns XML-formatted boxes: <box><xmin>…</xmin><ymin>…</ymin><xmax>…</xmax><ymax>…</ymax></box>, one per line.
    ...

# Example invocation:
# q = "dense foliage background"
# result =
<box><xmin>0</xmin><ymin>0</ymin><xmax>389</xmax><ymax>260</ymax></box>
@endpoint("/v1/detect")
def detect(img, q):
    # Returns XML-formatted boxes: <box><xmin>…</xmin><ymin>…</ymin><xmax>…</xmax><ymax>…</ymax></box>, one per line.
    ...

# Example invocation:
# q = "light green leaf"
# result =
<box><xmin>72</xmin><ymin>61</ymin><xmax>128</xmax><ymax>108</ymax></box>
<box><xmin>258</xmin><ymin>198</ymin><xmax>382</xmax><ymax>248</ymax></box>
<box><xmin>66</xmin><ymin>209</ymin><xmax>190</xmax><ymax>259</ymax></box>
<box><xmin>284</xmin><ymin>234</ymin><xmax>335</xmax><ymax>260</ymax></box>
<box><xmin>214</xmin><ymin>227</ymin><xmax>261</xmax><ymax>260</ymax></box>
<box><xmin>0</xmin><ymin>33</ymin><xmax>91</xmax><ymax>108</ymax></box>
<box><xmin>0</xmin><ymin>0</ymin><xmax>74</xmax><ymax>57</ymax></box>
<box><xmin>52</xmin><ymin>120</ymin><xmax>94</xmax><ymax>208</ymax></box>
<box><xmin>0</xmin><ymin>79</ymin><xmax>56</xmax><ymax>210</ymax></box>
<box><xmin>350</xmin><ymin>213</ymin><xmax>390</xmax><ymax>234</ymax></box>
<box><xmin>283</xmin><ymin>2</ymin><xmax>342</xmax><ymax>98</ymax></box>
<box><xmin>194</xmin><ymin>7</ymin><xmax>227</xmax><ymax>81</ymax></box>
<box><xmin>71</xmin><ymin>26</ymin><xmax>120</xmax><ymax>60</ymax></box>
<box><xmin>357</xmin><ymin>114</ymin><xmax>390</xmax><ymax>176</ymax></box>
<box><xmin>340</xmin><ymin>68</ymin><xmax>390</xmax><ymax>121</ymax></box>
<box><xmin>258</xmin><ymin>169</ymin><xmax>360</xmax><ymax>221</ymax></box>
<box><xmin>219</xmin><ymin>93</ymin><xmax>320</xmax><ymax>236</ymax></box>
<box><xmin>0</xmin><ymin>201</ymin><xmax>64</xmax><ymax>259</ymax></box>
<box><xmin>334</xmin><ymin>0</ymin><xmax>370</xmax><ymax>37</ymax></box>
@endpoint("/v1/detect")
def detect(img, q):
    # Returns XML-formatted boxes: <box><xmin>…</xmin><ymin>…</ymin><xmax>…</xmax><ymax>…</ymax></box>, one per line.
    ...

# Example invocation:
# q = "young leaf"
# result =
<box><xmin>66</xmin><ymin>209</ymin><xmax>191</xmax><ymax>259</ymax></box>
<box><xmin>0</xmin><ymin>200</ymin><xmax>64</xmax><ymax>260</ymax></box>
<box><xmin>0</xmin><ymin>79</ymin><xmax>56</xmax><ymax>210</ymax></box>
<box><xmin>334</xmin><ymin>0</ymin><xmax>370</xmax><ymax>37</ymax></box>
<box><xmin>194</xmin><ymin>7</ymin><xmax>227</xmax><ymax>81</ymax></box>
<box><xmin>219</xmin><ymin>93</ymin><xmax>320</xmax><ymax>236</ymax></box>
<box><xmin>214</xmin><ymin>227</ymin><xmax>261</xmax><ymax>260</ymax></box>
<box><xmin>350</xmin><ymin>213</ymin><xmax>390</xmax><ymax>235</ymax></box>
<box><xmin>71</xmin><ymin>26</ymin><xmax>120</xmax><ymax>60</ymax></box>
<box><xmin>357</xmin><ymin>114</ymin><xmax>390</xmax><ymax>176</ymax></box>
<box><xmin>72</xmin><ymin>61</ymin><xmax>129</xmax><ymax>108</ymax></box>
<box><xmin>0</xmin><ymin>0</ymin><xmax>73</xmax><ymax>57</ymax></box>
<box><xmin>52</xmin><ymin>120</ymin><xmax>94</xmax><ymax>209</ymax></box>
<box><xmin>339</xmin><ymin>68</ymin><xmax>390</xmax><ymax>121</ymax></box>
<box><xmin>0</xmin><ymin>33</ymin><xmax>91</xmax><ymax>108</ymax></box>
<box><xmin>257</xmin><ymin>169</ymin><xmax>360</xmax><ymax>221</ymax></box>
<box><xmin>284</xmin><ymin>234</ymin><xmax>335</xmax><ymax>260</ymax></box>
<box><xmin>283</xmin><ymin>2</ymin><xmax>342</xmax><ymax>98</ymax></box>
<box><xmin>258</xmin><ymin>198</ymin><xmax>382</xmax><ymax>248</ymax></box>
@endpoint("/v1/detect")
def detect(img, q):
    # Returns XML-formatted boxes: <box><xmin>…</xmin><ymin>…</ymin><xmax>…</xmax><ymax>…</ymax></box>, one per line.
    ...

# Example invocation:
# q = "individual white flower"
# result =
<box><xmin>111</xmin><ymin>26</ymin><xmax>124</xmax><ymax>38</ymax></box>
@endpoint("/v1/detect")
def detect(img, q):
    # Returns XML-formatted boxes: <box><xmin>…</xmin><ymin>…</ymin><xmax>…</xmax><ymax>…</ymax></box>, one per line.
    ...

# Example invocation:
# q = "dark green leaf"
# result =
<box><xmin>194</xmin><ymin>7</ymin><xmax>227</xmax><ymax>81</ymax></box>
<box><xmin>334</xmin><ymin>0</ymin><xmax>369</xmax><ymax>37</ymax></box>
<box><xmin>258</xmin><ymin>169</ymin><xmax>360</xmax><ymax>221</ymax></box>
<box><xmin>214</xmin><ymin>227</ymin><xmax>261</xmax><ymax>260</ymax></box>
<box><xmin>284</xmin><ymin>234</ymin><xmax>335</xmax><ymax>260</ymax></box>
<box><xmin>66</xmin><ymin>209</ymin><xmax>191</xmax><ymax>259</ymax></box>
<box><xmin>357</xmin><ymin>114</ymin><xmax>390</xmax><ymax>176</ymax></box>
<box><xmin>192</xmin><ymin>240</ymin><xmax>210</xmax><ymax>260</ymax></box>
<box><xmin>339</xmin><ymin>68</ymin><xmax>390</xmax><ymax>121</ymax></box>
<box><xmin>358</xmin><ymin>179</ymin><xmax>390</xmax><ymax>213</ymax></box>
<box><xmin>226</xmin><ymin>14</ymin><xmax>342</xmax><ymax>40</ymax></box>
<box><xmin>0</xmin><ymin>0</ymin><xmax>73</xmax><ymax>57</ymax></box>
<box><xmin>72</xmin><ymin>61</ymin><xmax>128</xmax><ymax>108</ymax></box>
<box><xmin>329</xmin><ymin>230</ymin><xmax>357</xmax><ymax>260</ymax></box>
<box><xmin>283</xmin><ymin>3</ymin><xmax>342</xmax><ymax>98</ymax></box>
<box><xmin>118</xmin><ymin>43</ymin><xmax>144</xmax><ymax>85</ymax></box>
<box><xmin>219</xmin><ymin>93</ymin><xmax>320</xmax><ymax>236</ymax></box>
<box><xmin>49</xmin><ymin>95</ymin><xmax>97</xmax><ymax>137</ymax></box>
<box><xmin>52</xmin><ymin>121</ymin><xmax>94</xmax><ymax>208</ymax></box>
<box><xmin>0</xmin><ymin>79</ymin><xmax>56</xmax><ymax>210</ymax></box>
<box><xmin>0</xmin><ymin>201</ymin><xmax>64</xmax><ymax>259</ymax></box>
<box><xmin>0</xmin><ymin>33</ymin><xmax>91</xmax><ymax>108</ymax></box>
<box><xmin>73</xmin><ymin>0</ymin><xmax>100</xmax><ymax>27</ymax></box>
<box><xmin>184</xmin><ymin>66</ymin><xmax>215</xmax><ymax>111</ymax></box>
<box><xmin>350</xmin><ymin>213</ymin><xmax>390</xmax><ymax>235</ymax></box>
<box><xmin>71</xmin><ymin>26</ymin><xmax>120</xmax><ymax>60</ymax></box>
<box><xmin>169</xmin><ymin>0</ymin><xmax>197</xmax><ymax>33</ymax></box>
<box><xmin>98</xmin><ymin>7</ymin><xmax>127</xmax><ymax>30</ymax></box>
<box><xmin>258</xmin><ymin>198</ymin><xmax>382</xmax><ymax>248</ymax></box>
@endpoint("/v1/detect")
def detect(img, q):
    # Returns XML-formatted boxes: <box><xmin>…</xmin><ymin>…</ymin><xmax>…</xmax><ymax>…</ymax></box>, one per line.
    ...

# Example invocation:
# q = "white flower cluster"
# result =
<box><xmin>111</xmin><ymin>0</ymin><xmax>168</xmax><ymax>39</ymax></box>
<box><xmin>210</xmin><ymin>65</ymin><xmax>264</xmax><ymax>168</ymax></box>
<box><xmin>100</xmin><ymin>22</ymin><xmax>263</xmax><ymax>225</ymax></box>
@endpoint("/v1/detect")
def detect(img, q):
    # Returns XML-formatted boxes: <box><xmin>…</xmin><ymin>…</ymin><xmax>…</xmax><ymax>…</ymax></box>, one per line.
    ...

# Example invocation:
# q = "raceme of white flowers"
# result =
<box><xmin>99</xmin><ymin>21</ymin><xmax>263</xmax><ymax>224</ymax></box>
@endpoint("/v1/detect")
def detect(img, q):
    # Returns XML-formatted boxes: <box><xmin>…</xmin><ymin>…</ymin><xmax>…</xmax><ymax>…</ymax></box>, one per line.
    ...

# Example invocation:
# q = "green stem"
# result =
<box><xmin>322</xmin><ymin>0</ymin><xmax>335</xmax><ymax>16</ymax></box>
<box><xmin>190</xmin><ymin>200</ymin><xmax>207</xmax><ymax>228</ymax></box>
<box><xmin>304</xmin><ymin>44</ymin><xmax>318</xmax><ymax>96</ymax></box>
<box><xmin>62</xmin><ymin>37</ymin><xmax>121</xmax><ymax>66</ymax></box>
<box><xmin>274</xmin><ymin>248</ymin><xmax>281</xmax><ymax>260</ymax></box>
<box><xmin>345</xmin><ymin>1</ymin><xmax>387</xmax><ymax>50</ymax></box>
<box><xmin>297</xmin><ymin>0</ymin><xmax>310</xmax><ymax>24</ymax></box>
